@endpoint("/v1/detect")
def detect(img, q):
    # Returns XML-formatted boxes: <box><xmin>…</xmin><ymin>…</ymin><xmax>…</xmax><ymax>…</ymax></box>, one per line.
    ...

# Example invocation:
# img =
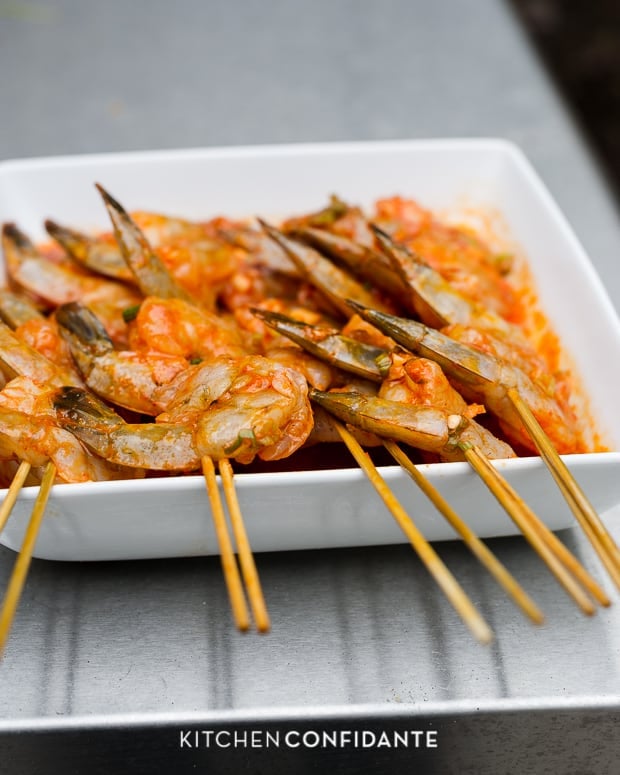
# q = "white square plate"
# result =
<box><xmin>1</xmin><ymin>139</ymin><xmax>619</xmax><ymax>561</ymax></box>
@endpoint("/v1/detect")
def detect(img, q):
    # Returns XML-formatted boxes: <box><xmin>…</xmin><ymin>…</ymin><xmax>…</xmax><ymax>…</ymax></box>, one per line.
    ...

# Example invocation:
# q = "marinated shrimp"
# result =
<box><xmin>2</xmin><ymin>223</ymin><xmax>141</xmax><ymax>342</ymax></box>
<box><xmin>0</xmin><ymin>189</ymin><xmax>592</xmax><ymax>483</ymax></box>
<box><xmin>372</xmin><ymin>196</ymin><xmax>518</xmax><ymax>319</ymax></box>
<box><xmin>252</xmin><ymin>307</ymin><xmax>515</xmax><ymax>461</ymax></box>
<box><xmin>0</xmin><ymin>376</ymin><xmax>137</xmax><ymax>482</ymax></box>
<box><xmin>348</xmin><ymin>304</ymin><xmax>579</xmax><ymax>454</ymax></box>
<box><xmin>53</xmin><ymin>354</ymin><xmax>314</xmax><ymax>467</ymax></box>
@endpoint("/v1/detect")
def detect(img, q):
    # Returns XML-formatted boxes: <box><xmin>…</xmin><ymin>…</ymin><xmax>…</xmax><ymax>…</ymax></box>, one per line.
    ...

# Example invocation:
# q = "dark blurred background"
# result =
<box><xmin>511</xmin><ymin>0</ymin><xmax>620</xmax><ymax>198</ymax></box>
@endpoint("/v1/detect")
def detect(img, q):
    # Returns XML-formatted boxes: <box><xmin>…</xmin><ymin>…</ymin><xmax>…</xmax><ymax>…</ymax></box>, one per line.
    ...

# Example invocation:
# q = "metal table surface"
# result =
<box><xmin>1</xmin><ymin>1</ymin><xmax>620</xmax><ymax>772</ymax></box>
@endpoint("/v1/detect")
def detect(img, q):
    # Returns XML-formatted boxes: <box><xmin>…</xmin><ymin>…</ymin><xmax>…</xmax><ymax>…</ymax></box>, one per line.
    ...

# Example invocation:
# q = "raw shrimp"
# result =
<box><xmin>97</xmin><ymin>186</ymin><xmax>243</xmax><ymax>308</ymax></box>
<box><xmin>0</xmin><ymin>320</ymin><xmax>75</xmax><ymax>387</ymax></box>
<box><xmin>96</xmin><ymin>185</ymin><xmax>195</xmax><ymax>303</ymax></box>
<box><xmin>126</xmin><ymin>297</ymin><xmax>245</xmax><ymax>360</ymax></box>
<box><xmin>0</xmin><ymin>376</ymin><xmax>143</xmax><ymax>482</ymax></box>
<box><xmin>349</xmin><ymin>303</ymin><xmax>579</xmax><ymax>454</ymax></box>
<box><xmin>259</xmin><ymin>220</ymin><xmax>393</xmax><ymax>318</ymax></box>
<box><xmin>53</xmin><ymin>354</ymin><xmax>314</xmax><ymax>466</ymax></box>
<box><xmin>2</xmin><ymin>223</ymin><xmax>141</xmax><ymax>341</ymax></box>
<box><xmin>309</xmin><ymin>388</ymin><xmax>512</xmax><ymax>462</ymax></box>
<box><xmin>253</xmin><ymin>308</ymin><xmax>515</xmax><ymax>461</ymax></box>
<box><xmin>56</xmin><ymin>302</ymin><xmax>189</xmax><ymax>415</ymax></box>
<box><xmin>372</xmin><ymin>196</ymin><xmax>517</xmax><ymax>319</ymax></box>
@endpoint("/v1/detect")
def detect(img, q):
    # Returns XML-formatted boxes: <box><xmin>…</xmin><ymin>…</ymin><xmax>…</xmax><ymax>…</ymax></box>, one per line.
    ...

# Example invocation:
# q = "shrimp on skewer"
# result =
<box><xmin>95</xmin><ymin>186</ymin><xmax>243</xmax><ymax>309</ymax></box>
<box><xmin>55</xmin><ymin>297</ymin><xmax>300</xmax><ymax>632</ymax></box>
<box><xmin>253</xmin><ymin>307</ymin><xmax>609</xmax><ymax>610</ymax></box>
<box><xmin>56</xmin><ymin>302</ymin><xmax>189</xmax><ymax>415</ymax></box>
<box><xmin>372</xmin><ymin>196</ymin><xmax>518</xmax><ymax>319</ymax></box>
<box><xmin>46</xmin><ymin>209</ymin><xmax>215</xmax><ymax>283</ymax></box>
<box><xmin>0</xmin><ymin>382</ymin><xmax>136</xmax><ymax>482</ymax></box>
<box><xmin>3</xmin><ymin>367</ymin><xmax>255</xmax><ymax>636</ymax></box>
<box><xmin>309</xmin><ymin>389</ymin><xmax>512</xmax><ymax>462</ymax></box>
<box><xmin>52</xmin><ymin>352</ymin><xmax>314</xmax><ymax>467</ymax></box>
<box><xmin>252</xmin><ymin>308</ymin><xmax>515</xmax><ymax>461</ymax></box>
<box><xmin>0</xmin><ymin>324</ymin><xmax>145</xmax><ymax>482</ymax></box>
<box><xmin>347</xmin><ymin>302</ymin><xmax>620</xmax><ymax>591</ymax></box>
<box><xmin>1</xmin><ymin>224</ymin><xmax>141</xmax><ymax>342</ymax></box>
<box><xmin>0</xmin><ymin>374</ymin><xmax>140</xmax><ymax>654</ymax></box>
<box><xmin>371</xmin><ymin>225</ymin><xmax>523</xmax><ymax>339</ymax></box>
<box><xmin>47</xmin><ymin>208</ymin><xmax>246</xmax><ymax>309</ymax></box>
<box><xmin>52</xmin><ymin>354</ymin><xmax>310</xmax><ymax>633</ymax></box>
<box><xmin>52</xmin><ymin>387</ymin><xmax>199</xmax><ymax>471</ymax></box>
<box><xmin>346</xmin><ymin>303</ymin><xmax>578</xmax><ymax>454</ymax></box>
<box><xmin>310</xmin><ymin>386</ymin><xmax>606</xmax><ymax>612</ymax></box>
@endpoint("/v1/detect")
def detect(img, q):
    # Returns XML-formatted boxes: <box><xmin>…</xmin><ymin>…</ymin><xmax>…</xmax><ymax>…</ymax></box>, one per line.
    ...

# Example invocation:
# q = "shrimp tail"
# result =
<box><xmin>250</xmin><ymin>307</ymin><xmax>385</xmax><ymax>382</ymax></box>
<box><xmin>55</xmin><ymin>301</ymin><xmax>115</xmax><ymax>380</ymax></box>
<box><xmin>309</xmin><ymin>388</ymin><xmax>457</xmax><ymax>457</ymax></box>
<box><xmin>45</xmin><ymin>219</ymin><xmax>134</xmax><ymax>282</ymax></box>
<box><xmin>258</xmin><ymin>219</ymin><xmax>391</xmax><ymax>318</ymax></box>
<box><xmin>52</xmin><ymin>386</ymin><xmax>199</xmax><ymax>470</ymax></box>
<box><xmin>96</xmin><ymin>183</ymin><xmax>194</xmax><ymax>302</ymax></box>
<box><xmin>292</xmin><ymin>226</ymin><xmax>409</xmax><ymax>305</ymax></box>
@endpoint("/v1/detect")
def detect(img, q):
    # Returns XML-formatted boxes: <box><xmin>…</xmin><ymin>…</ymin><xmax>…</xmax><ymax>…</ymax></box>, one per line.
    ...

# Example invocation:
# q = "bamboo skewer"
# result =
<box><xmin>384</xmin><ymin>440</ymin><xmax>545</xmax><ymax>624</ymax></box>
<box><xmin>201</xmin><ymin>456</ymin><xmax>250</xmax><ymax>632</ymax></box>
<box><xmin>508</xmin><ymin>387</ymin><xmax>620</xmax><ymax>588</ymax></box>
<box><xmin>0</xmin><ymin>461</ymin><xmax>56</xmax><ymax>655</ymax></box>
<box><xmin>493</xmin><ymin>471</ymin><xmax>610</xmax><ymax>607</ymax></box>
<box><xmin>218</xmin><ymin>459</ymin><xmax>270</xmax><ymax>633</ymax></box>
<box><xmin>461</xmin><ymin>443</ymin><xmax>597</xmax><ymax>615</ymax></box>
<box><xmin>333</xmin><ymin>421</ymin><xmax>494</xmax><ymax>644</ymax></box>
<box><xmin>0</xmin><ymin>460</ymin><xmax>31</xmax><ymax>537</ymax></box>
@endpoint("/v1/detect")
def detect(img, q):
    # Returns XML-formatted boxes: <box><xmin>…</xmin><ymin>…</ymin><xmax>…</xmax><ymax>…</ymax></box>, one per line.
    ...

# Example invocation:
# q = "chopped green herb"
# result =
<box><xmin>238</xmin><ymin>428</ymin><xmax>258</xmax><ymax>447</ymax></box>
<box><xmin>374</xmin><ymin>352</ymin><xmax>392</xmax><ymax>377</ymax></box>
<box><xmin>189</xmin><ymin>357</ymin><xmax>203</xmax><ymax>365</ymax></box>
<box><xmin>122</xmin><ymin>304</ymin><xmax>141</xmax><ymax>323</ymax></box>
<box><xmin>493</xmin><ymin>252</ymin><xmax>513</xmax><ymax>276</ymax></box>
<box><xmin>308</xmin><ymin>194</ymin><xmax>349</xmax><ymax>226</ymax></box>
<box><xmin>223</xmin><ymin>428</ymin><xmax>258</xmax><ymax>456</ymax></box>
<box><xmin>223</xmin><ymin>436</ymin><xmax>243</xmax><ymax>455</ymax></box>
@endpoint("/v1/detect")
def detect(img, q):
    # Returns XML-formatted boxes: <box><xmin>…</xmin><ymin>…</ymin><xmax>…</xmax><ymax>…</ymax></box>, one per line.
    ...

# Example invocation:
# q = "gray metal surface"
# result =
<box><xmin>1</xmin><ymin>0</ymin><xmax>620</xmax><ymax>772</ymax></box>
